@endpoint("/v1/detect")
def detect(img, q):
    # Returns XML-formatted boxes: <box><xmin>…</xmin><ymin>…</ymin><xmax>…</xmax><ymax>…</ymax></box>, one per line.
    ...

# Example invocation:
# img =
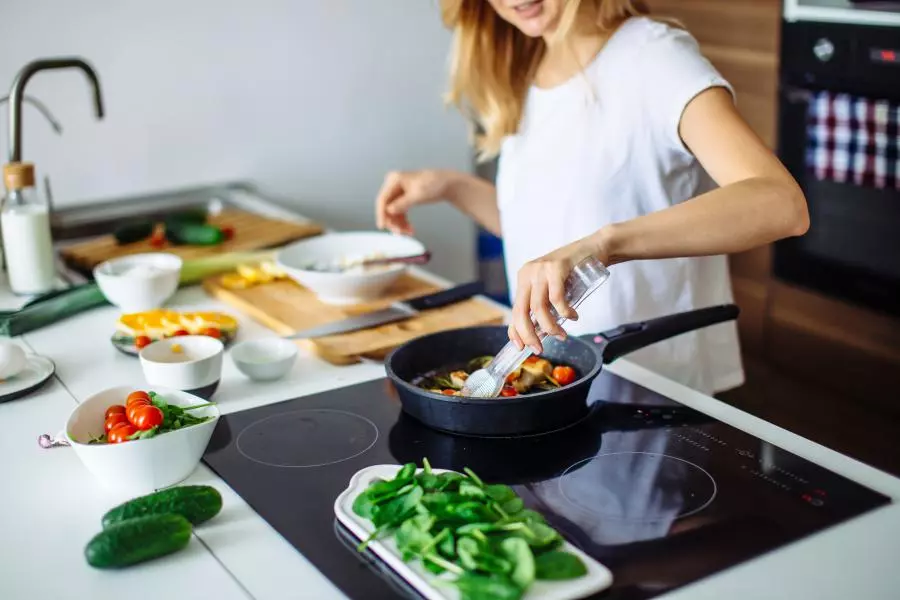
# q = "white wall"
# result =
<box><xmin>0</xmin><ymin>0</ymin><xmax>477</xmax><ymax>282</ymax></box>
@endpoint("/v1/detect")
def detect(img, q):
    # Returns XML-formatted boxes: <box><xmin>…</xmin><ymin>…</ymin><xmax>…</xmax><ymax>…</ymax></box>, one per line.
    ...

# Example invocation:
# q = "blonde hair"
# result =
<box><xmin>441</xmin><ymin>0</ymin><xmax>651</xmax><ymax>161</ymax></box>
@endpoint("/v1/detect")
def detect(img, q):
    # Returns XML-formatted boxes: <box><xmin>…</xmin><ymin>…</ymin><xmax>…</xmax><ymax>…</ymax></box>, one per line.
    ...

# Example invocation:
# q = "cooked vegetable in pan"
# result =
<box><xmin>414</xmin><ymin>356</ymin><xmax>578</xmax><ymax>397</ymax></box>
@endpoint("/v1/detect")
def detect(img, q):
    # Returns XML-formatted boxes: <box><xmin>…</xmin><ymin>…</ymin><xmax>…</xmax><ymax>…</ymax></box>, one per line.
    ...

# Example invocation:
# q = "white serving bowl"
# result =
<box><xmin>64</xmin><ymin>385</ymin><xmax>219</xmax><ymax>495</ymax></box>
<box><xmin>230</xmin><ymin>338</ymin><xmax>298</xmax><ymax>381</ymax></box>
<box><xmin>276</xmin><ymin>231</ymin><xmax>426</xmax><ymax>305</ymax></box>
<box><xmin>94</xmin><ymin>252</ymin><xmax>183</xmax><ymax>312</ymax></box>
<box><xmin>140</xmin><ymin>335</ymin><xmax>224</xmax><ymax>400</ymax></box>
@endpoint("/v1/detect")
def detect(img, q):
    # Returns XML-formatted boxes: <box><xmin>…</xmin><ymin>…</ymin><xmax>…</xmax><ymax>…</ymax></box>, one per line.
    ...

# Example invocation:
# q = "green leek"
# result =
<box><xmin>0</xmin><ymin>250</ymin><xmax>276</xmax><ymax>337</ymax></box>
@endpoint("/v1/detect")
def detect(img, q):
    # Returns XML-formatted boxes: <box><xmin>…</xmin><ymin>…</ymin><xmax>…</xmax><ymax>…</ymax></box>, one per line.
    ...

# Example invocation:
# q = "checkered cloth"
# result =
<box><xmin>806</xmin><ymin>91</ymin><xmax>900</xmax><ymax>190</ymax></box>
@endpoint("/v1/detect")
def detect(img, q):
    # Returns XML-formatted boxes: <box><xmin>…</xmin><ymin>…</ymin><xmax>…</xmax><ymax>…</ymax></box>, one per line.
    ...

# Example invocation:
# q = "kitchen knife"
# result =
<box><xmin>284</xmin><ymin>281</ymin><xmax>485</xmax><ymax>340</ymax></box>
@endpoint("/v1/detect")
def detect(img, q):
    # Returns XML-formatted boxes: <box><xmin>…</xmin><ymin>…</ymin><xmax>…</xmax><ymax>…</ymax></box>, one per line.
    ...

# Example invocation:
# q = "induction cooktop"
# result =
<box><xmin>202</xmin><ymin>371</ymin><xmax>890</xmax><ymax>600</ymax></box>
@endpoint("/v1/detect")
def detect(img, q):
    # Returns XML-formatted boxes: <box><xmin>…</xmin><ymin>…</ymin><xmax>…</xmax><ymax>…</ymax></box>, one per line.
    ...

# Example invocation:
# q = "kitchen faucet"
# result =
<box><xmin>6</xmin><ymin>57</ymin><xmax>104</xmax><ymax>163</ymax></box>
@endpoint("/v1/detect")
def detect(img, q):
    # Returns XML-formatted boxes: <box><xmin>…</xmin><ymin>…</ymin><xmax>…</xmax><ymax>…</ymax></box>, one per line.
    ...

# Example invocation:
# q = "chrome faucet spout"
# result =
<box><xmin>7</xmin><ymin>57</ymin><xmax>104</xmax><ymax>163</ymax></box>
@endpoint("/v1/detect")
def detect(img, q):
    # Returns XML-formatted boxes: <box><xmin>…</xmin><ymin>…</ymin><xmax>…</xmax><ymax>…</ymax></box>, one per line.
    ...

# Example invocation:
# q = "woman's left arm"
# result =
<box><xmin>509</xmin><ymin>87</ymin><xmax>810</xmax><ymax>353</ymax></box>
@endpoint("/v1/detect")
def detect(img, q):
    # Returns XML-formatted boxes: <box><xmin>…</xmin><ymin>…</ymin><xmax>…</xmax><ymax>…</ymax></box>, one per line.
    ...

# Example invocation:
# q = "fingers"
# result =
<box><xmin>531</xmin><ymin>278</ymin><xmax>565</xmax><ymax>343</ymax></box>
<box><xmin>375</xmin><ymin>171</ymin><xmax>402</xmax><ymax>230</ymax></box>
<box><xmin>547</xmin><ymin>275</ymin><xmax>577</xmax><ymax>322</ymax></box>
<box><xmin>510</xmin><ymin>279</ymin><xmax>532</xmax><ymax>352</ymax></box>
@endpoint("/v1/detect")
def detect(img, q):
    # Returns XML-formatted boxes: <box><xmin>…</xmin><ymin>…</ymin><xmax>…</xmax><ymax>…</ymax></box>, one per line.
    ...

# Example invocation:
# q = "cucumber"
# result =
<box><xmin>113</xmin><ymin>220</ymin><xmax>154</xmax><ymax>245</ymax></box>
<box><xmin>85</xmin><ymin>514</ymin><xmax>191</xmax><ymax>569</ymax></box>
<box><xmin>165</xmin><ymin>222</ymin><xmax>225</xmax><ymax>246</ymax></box>
<box><xmin>102</xmin><ymin>485</ymin><xmax>223</xmax><ymax>528</ymax></box>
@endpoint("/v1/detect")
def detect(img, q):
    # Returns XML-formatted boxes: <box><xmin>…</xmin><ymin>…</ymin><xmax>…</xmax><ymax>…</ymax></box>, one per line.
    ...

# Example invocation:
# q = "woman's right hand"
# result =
<box><xmin>375</xmin><ymin>169</ymin><xmax>456</xmax><ymax>235</ymax></box>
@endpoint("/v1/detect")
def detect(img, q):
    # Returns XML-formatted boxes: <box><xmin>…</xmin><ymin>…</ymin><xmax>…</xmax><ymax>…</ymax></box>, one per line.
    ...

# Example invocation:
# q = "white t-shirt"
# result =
<box><xmin>496</xmin><ymin>17</ymin><xmax>744</xmax><ymax>395</ymax></box>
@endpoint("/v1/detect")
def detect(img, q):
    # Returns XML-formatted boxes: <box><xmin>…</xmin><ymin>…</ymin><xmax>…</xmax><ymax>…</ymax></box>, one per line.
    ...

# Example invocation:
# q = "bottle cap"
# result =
<box><xmin>3</xmin><ymin>162</ymin><xmax>36</xmax><ymax>191</ymax></box>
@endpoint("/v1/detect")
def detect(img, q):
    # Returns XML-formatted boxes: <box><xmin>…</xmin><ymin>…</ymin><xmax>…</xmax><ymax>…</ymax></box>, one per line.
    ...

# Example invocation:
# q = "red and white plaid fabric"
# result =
<box><xmin>806</xmin><ymin>91</ymin><xmax>900</xmax><ymax>190</ymax></box>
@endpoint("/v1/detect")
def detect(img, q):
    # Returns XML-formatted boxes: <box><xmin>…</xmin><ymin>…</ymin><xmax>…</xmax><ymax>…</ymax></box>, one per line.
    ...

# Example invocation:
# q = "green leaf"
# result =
<box><xmin>352</xmin><ymin>491</ymin><xmax>376</xmax><ymax>519</ymax></box>
<box><xmin>463</xmin><ymin>467</ymin><xmax>485</xmax><ymax>488</ymax></box>
<box><xmin>437</xmin><ymin>530</ymin><xmax>456</xmax><ymax>558</ymax></box>
<box><xmin>460</xmin><ymin>480</ymin><xmax>486</xmax><ymax>499</ymax></box>
<box><xmin>527</xmin><ymin>523</ymin><xmax>560</xmax><ymax>548</ymax></box>
<box><xmin>372</xmin><ymin>485</ymin><xmax>424</xmax><ymax>528</ymax></box>
<box><xmin>514</xmin><ymin>509</ymin><xmax>547</xmax><ymax>525</ymax></box>
<box><xmin>534</xmin><ymin>551</ymin><xmax>588</xmax><ymax>580</ymax></box>
<box><xmin>501</xmin><ymin>497</ymin><xmax>525</xmax><ymax>515</ymax></box>
<box><xmin>435</xmin><ymin>472</ymin><xmax>465</xmax><ymax>492</ymax></box>
<box><xmin>397</xmin><ymin>463</ymin><xmax>417</xmax><ymax>482</ymax></box>
<box><xmin>454</xmin><ymin>574</ymin><xmax>524</xmax><ymax>600</ymax></box>
<box><xmin>416</xmin><ymin>472</ymin><xmax>442</xmax><ymax>492</ymax></box>
<box><xmin>457</xmin><ymin>536</ymin><xmax>480</xmax><ymax>571</ymax></box>
<box><xmin>484</xmin><ymin>484</ymin><xmax>516</xmax><ymax>503</ymax></box>
<box><xmin>395</xmin><ymin>519</ymin><xmax>434</xmax><ymax>558</ymax></box>
<box><xmin>501</xmin><ymin>537</ymin><xmax>535</xmax><ymax>589</ymax></box>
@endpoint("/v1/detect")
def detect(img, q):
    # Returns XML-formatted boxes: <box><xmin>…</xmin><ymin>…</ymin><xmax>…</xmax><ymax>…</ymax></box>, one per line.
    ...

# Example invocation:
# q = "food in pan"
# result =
<box><xmin>414</xmin><ymin>356</ymin><xmax>578</xmax><ymax>397</ymax></box>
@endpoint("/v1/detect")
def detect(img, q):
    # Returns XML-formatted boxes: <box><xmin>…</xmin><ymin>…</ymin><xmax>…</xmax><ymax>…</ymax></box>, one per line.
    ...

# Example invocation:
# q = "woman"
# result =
<box><xmin>375</xmin><ymin>0</ymin><xmax>809</xmax><ymax>395</ymax></box>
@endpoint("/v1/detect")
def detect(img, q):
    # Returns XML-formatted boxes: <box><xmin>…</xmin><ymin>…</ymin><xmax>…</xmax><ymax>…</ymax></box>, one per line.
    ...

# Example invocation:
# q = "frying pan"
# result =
<box><xmin>385</xmin><ymin>304</ymin><xmax>739</xmax><ymax>437</ymax></box>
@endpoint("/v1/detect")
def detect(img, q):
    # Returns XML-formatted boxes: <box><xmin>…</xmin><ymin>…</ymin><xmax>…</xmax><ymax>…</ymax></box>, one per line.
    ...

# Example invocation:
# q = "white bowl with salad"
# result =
<box><xmin>65</xmin><ymin>385</ymin><xmax>219</xmax><ymax>495</ymax></box>
<box><xmin>276</xmin><ymin>231</ymin><xmax>427</xmax><ymax>305</ymax></box>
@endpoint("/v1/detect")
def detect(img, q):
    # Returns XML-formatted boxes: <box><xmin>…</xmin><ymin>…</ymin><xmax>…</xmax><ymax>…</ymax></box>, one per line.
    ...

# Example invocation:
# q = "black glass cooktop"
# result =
<box><xmin>202</xmin><ymin>371</ymin><xmax>890</xmax><ymax>599</ymax></box>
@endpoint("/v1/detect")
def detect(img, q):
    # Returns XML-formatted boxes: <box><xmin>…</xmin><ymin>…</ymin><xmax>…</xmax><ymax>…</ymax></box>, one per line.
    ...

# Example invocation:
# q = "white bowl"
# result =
<box><xmin>276</xmin><ymin>231</ymin><xmax>426</xmax><ymax>305</ymax></box>
<box><xmin>94</xmin><ymin>253</ymin><xmax>183</xmax><ymax>312</ymax></box>
<box><xmin>139</xmin><ymin>336</ymin><xmax>224</xmax><ymax>400</ymax></box>
<box><xmin>230</xmin><ymin>338</ymin><xmax>298</xmax><ymax>381</ymax></box>
<box><xmin>64</xmin><ymin>385</ymin><xmax>219</xmax><ymax>495</ymax></box>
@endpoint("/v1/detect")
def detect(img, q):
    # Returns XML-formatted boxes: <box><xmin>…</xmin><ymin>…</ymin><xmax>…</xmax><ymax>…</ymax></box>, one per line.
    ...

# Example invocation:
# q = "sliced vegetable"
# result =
<box><xmin>126</xmin><ymin>391</ymin><xmax>151</xmax><ymax>405</ymax></box>
<box><xmin>101</xmin><ymin>485</ymin><xmax>223</xmax><ymax>528</ymax></box>
<box><xmin>134</xmin><ymin>335</ymin><xmax>152</xmax><ymax>349</ymax></box>
<box><xmin>104</xmin><ymin>405</ymin><xmax>126</xmax><ymax>419</ymax></box>
<box><xmin>104</xmin><ymin>413</ymin><xmax>129</xmax><ymax>433</ymax></box>
<box><xmin>84</xmin><ymin>514</ymin><xmax>191</xmax><ymax>569</ymax></box>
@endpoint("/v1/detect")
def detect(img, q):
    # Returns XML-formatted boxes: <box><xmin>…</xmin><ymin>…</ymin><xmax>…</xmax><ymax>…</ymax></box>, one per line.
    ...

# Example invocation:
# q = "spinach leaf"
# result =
<box><xmin>525</xmin><ymin>522</ymin><xmax>560</xmax><ymax>548</ymax></box>
<box><xmin>459</xmin><ymin>480</ymin><xmax>486</xmax><ymax>499</ymax></box>
<box><xmin>372</xmin><ymin>485</ymin><xmax>423</xmax><ymax>528</ymax></box>
<box><xmin>396</xmin><ymin>462</ymin><xmax>417</xmax><ymax>482</ymax></box>
<box><xmin>500</xmin><ymin>497</ymin><xmax>525</xmax><ymax>515</ymax></box>
<box><xmin>534</xmin><ymin>550</ymin><xmax>588</xmax><ymax>580</ymax></box>
<box><xmin>457</xmin><ymin>536</ymin><xmax>481</xmax><ymax>571</ymax></box>
<box><xmin>396</xmin><ymin>518</ymin><xmax>434</xmax><ymax>558</ymax></box>
<box><xmin>501</xmin><ymin>537</ymin><xmax>535</xmax><ymax>589</ymax></box>
<box><xmin>463</xmin><ymin>467</ymin><xmax>485</xmax><ymax>488</ymax></box>
<box><xmin>454</xmin><ymin>574</ymin><xmax>524</xmax><ymax>600</ymax></box>
<box><xmin>352</xmin><ymin>492</ymin><xmax>376</xmax><ymax>519</ymax></box>
<box><xmin>437</xmin><ymin>530</ymin><xmax>456</xmax><ymax>559</ymax></box>
<box><xmin>484</xmin><ymin>484</ymin><xmax>516</xmax><ymax>503</ymax></box>
<box><xmin>435</xmin><ymin>472</ymin><xmax>465</xmax><ymax>491</ymax></box>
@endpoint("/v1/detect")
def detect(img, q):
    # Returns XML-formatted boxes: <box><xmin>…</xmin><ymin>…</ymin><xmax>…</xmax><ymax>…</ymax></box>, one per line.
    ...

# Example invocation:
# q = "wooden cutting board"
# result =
<box><xmin>60</xmin><ymin>209</ymin><xmax>324</xmax><ymax>271</ymax></box>
<box><xmin>203</xmin><ymin>273</ymin><xmax>505</xmax><ymax>365</ymax></box>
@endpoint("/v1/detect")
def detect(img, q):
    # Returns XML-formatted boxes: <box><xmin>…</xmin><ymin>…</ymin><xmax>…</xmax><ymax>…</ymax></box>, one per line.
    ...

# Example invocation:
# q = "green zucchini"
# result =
<box><xmin>113</xmin><ymin>220</ymin><xmax>154</xmax><ymax>245</ymax></box>
<box><xmin>85</xmin><ymin>514</ymin><xmax>191</xmax><ymax>569</ymax></box>
<box><xmin>165</xmin><ymin>222</ymin><xmax>225</xmax><ymax>246</ymax></box>
<box><xmin>102</xmin><ymin>485</ymin><xmax>223</xmax><ymax>528</ymax></box>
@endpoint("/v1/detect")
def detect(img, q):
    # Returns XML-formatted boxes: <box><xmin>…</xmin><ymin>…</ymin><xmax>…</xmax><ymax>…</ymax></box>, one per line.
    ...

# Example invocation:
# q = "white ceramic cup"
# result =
<box><xmin>94</xmin><ymin>253</ymin><xmax>183</xmax><ymax>313</ymax></box>
<box><xmin>140</xmin><ymin>336</ymin><xmax>224</xmax><ymax>399</ymax></box>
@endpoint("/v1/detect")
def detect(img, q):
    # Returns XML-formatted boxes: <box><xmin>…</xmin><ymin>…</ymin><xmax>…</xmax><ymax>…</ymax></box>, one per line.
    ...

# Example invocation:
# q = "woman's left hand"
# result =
<box><xmin>509</xmin><ymin>236</ymin><xmax>606</xmax><ymax>354</ymax></box>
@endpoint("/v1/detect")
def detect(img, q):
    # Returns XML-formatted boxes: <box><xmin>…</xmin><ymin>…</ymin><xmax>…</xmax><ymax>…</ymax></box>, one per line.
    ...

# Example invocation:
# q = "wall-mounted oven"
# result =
<box><xmin>774</xmin><ymin>2</ymin><xmax>900</xmax><ymax>317</ymax></box>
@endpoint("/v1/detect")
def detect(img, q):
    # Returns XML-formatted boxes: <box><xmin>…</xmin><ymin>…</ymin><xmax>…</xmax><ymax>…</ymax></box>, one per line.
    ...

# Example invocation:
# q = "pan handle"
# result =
<box><xmin>593</xmin><ymin>304</ymin><xmax>740</xmax><ymax>364</ymax></box>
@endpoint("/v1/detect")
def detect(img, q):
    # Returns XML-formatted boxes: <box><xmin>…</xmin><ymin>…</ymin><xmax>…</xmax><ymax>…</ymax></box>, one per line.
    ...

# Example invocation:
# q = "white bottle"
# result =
<box><xmin>1</xmin><ymin>162</ymin><xmax>56</xmax><ymax>295</ymax></box>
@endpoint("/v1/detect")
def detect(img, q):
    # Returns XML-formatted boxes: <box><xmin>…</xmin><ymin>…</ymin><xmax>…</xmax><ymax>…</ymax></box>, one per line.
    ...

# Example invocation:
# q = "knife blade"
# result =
<box><xmin>284</xmin><ymin>281</ymin><xmax>485</xmax><ymax>340</ymax></box>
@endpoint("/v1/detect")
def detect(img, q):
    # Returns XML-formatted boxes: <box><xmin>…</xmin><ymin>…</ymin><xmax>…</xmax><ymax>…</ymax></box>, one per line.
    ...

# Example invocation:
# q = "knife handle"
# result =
<box><xmin>405</xmin><ymin>281</ymin><xmax>485</xmax><ymax>311</ymax></box>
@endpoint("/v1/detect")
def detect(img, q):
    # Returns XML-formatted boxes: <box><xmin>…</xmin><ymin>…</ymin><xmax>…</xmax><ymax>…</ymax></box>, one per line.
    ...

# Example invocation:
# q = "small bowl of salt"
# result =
<box><xmin>94</xmin><ymin>253</ymin><xmax>183</xmax><ymax>313</ymax></box>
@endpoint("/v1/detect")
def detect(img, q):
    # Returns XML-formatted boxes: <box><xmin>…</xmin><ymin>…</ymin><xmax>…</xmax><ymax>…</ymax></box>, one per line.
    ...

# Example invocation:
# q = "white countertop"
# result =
<box><xmin>2</xmin><ymin>228</ymin><xmax>899</xmax><ymax>599</ymax></box>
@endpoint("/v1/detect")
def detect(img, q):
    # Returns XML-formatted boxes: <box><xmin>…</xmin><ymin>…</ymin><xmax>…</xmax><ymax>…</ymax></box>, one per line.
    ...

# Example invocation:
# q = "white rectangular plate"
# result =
<box><xmin>334</xmin><ymin>464</ymin><xmax>614</xmax><ymax>600</ymax></box>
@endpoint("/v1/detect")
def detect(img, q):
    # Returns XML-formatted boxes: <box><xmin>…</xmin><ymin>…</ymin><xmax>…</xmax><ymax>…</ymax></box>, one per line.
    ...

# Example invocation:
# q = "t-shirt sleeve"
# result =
<box><xmin>638</xmin><ymin>22</ymin><xmax>735</xmax><ymax>155</ymax></box>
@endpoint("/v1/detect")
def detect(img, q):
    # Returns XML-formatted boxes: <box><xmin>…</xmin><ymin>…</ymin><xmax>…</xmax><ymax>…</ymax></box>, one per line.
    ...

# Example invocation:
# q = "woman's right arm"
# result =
<box><xmin>375</xmin><ymin>169</ymin><xmax>501</xmax><ymax>237</ymax></box>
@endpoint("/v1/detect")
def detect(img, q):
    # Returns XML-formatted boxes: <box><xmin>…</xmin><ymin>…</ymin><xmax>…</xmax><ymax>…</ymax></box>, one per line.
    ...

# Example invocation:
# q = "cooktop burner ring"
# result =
<box><xmin>235</xmin><ymin>408</ymin><xmax>379</xmax><ymax>468</ymax></box>
<box><xmin>559</xmin><ymin>451</ymin><xmax>718</xmax><ymax>523</ymax></box>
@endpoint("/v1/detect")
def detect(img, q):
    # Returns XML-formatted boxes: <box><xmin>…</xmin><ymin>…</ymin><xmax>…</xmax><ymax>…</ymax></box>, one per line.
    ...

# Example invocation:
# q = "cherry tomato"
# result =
<box><xmin>552</xmin><ymin>366</ymin><xmax>577</xmax><ymax>386</ymax></box>
<box><xmin>172</xmin><ymin>329</ymin><xmax>189</xmax><ymax>337</ymax></box>
<box><xmin>524</xmin><ymin>356</ymin><xmax>540</xmax><ymax>365</ymax></box>
<box><xmin>108</xmin><ymin>423</ymin><xmax>138</xmax><ymax>444</ymax></box>
<box><xmin>203</xmin><ymin>327</ymin><xmax>222</xmax><ymax>339</ymax></box>
<box><xmin>220</xmin><ymin>226</ymin><xmax>235</xmax><ymax>241</ymax></box>
<box><xmin>131</xmin><ymin>405</ymin><xmax>164</xmax><ymax>430</ymax></box>
<box><xmin>135</xmin><ymin>335</ymin><xmax>152</xmax><ymax>350</ymax></box>
<box><xmin>104</xmin><ymin>405</ymin><xmax>126</xmax><ymax>419</ymax></box>
<box><xmin>105</xmin><ymin>413</ymin><xmax>129</xmax><ymax>433</ymax></box>
<box><xmin>126</xmin><ymin>391</ymin><xmax>151</xmax><ymax>405</ymax></box>
<box><xmin>149</xmin><ymin>230</ymin><xmax>166</xmax><ymax>248</ymax></box>
<box><xmin>500</xmin><ymin>386</ymin><xmax>518</xmax><ymax>397</ymax></box>
<box><xmin>127</xmin><ymin>401</ymin><xmax>151</xmax><ymax>424</ymax></box>
<box><xmin>441</xmin><ymin>389</ymin><xmax>457</xmax><ymax>396</ymax></box>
